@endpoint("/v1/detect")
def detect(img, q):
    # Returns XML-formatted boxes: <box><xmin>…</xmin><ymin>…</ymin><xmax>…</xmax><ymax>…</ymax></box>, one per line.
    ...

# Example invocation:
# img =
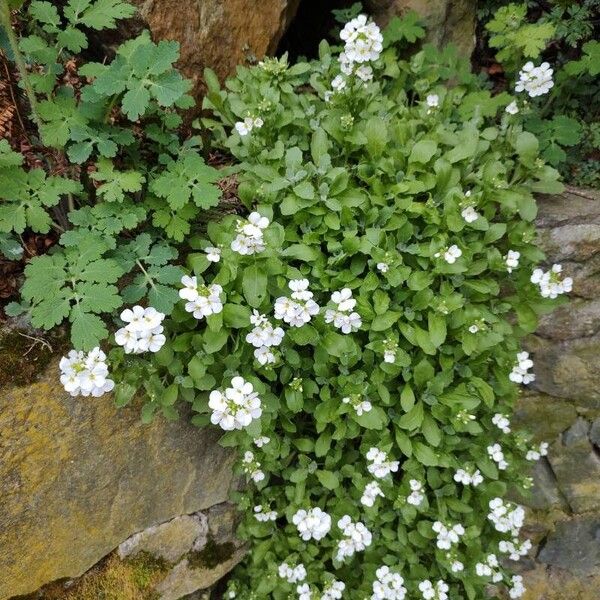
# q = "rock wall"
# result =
<box><xmin>517</xmin><ymin>186</ymin><xmax>600</xmax><ymax>599</ymax></box>
<box><xmin>0</xmin><ymin>334</ymin><xmax>239</xmax><ymax>600</ymax></box>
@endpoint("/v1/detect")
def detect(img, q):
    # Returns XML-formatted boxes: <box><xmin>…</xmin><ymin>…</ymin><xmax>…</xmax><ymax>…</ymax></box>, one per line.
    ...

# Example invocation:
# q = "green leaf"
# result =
<box><xmin>409</xmin><ymin>140</ymin><xmax>437</xmax><ymax>164</ymax></box>
<box><xmin>316</xmin><ymin>470</ymin><xmax>339</xmax><ymax>490</ymax></box>
<box><xmin>70</xmin><ymin>310</ymin><xmax>108</xmax><ymax>350</ymax></box>
<box><xmin>428</xmin><ymin>312</ymin><xmax>447</xmax><ymax>348</ymax></box>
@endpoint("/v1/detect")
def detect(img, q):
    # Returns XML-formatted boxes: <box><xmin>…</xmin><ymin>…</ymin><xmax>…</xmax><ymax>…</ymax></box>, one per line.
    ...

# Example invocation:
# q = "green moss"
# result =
<box><xmin>125</xmin><ymin>551</ymin><xmax>171</xmax><ymax>591</ymax></box>
<box><xmin>186</xmin><ymin>538</ymin><xmax>235</xmax><ymax>570</ymax></box>
<box><xmin>0</xmin><ymin>326</ymin><xmax>68</xmax><ymax>388</ymax></box>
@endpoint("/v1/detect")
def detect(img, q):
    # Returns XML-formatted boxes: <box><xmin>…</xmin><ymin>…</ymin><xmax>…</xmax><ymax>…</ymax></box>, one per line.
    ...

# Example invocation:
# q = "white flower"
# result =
<box><xmin>253</xmin><ymin>435</ymin><xmax>270</xmax><ymax>448</ymax></box>
<box><xmin>435</xmin><ymin>245</ymin><xmax>462</xmax><ymax>264</ymax></box>
<box><xmin>234</xmin><ymin>116</ymin><xmax>263</xmax><ymax>136</ymax></box>
<box><xmin>509</xmin><ymin>351</ymin><xmax>535</xmax><ymax>385</ymax></box>
<box><xmin>475</xmin><ymin>554</ymin><xmax>503</xmax><ymax>582</ymax></box>
<box><xmin>355</xmin><ymin>64</ymin><xmax>373</xmax><ymax>82</ymax></box>
<box><xmin>361</xmin><ymin>481</ymin><xmax>384</xmax><ymax>507</ymax></box>
<box><xmin>182</xmin><ymin>279</ymin><xmax>224</xmax><ymax>320</ymax></box>
<box><xmin>505</xmin><ymin>100</ymin><xmax>519</xmax><ymax>114</ymax></box>
<box><xmin>366</xmin><ymin>447</ymin><xmax>399</xmax><ymax>479</ymax></box>
<box><xmin>515</xmin><ymin>61</ymin><xmax>554</xmax><ymax>97</ymax></box>
<box><xmin>499</xmin><ymin>538</ymin><xmax>532</xmax><ymax>561</ymax></box>
<box><xmin>59</xmin><ymin>347</ymin><xmax>114</xmax><ymax>397</ymax></box>
<box><xmin>451</xmin><ymin>560</ymin><xmax>464</xmax><ymax>573</ymax></box>
<box><xmin>454</xmin><ymin>468</ymin><xmax>483</xmax><ymax>487</ymax></box>
<box><xmin>331</xmin><ymin>75</ymin><xmax>346</xmax><ymax>92</ymax></box>
<box><xmin>426</xmin><ymin>94</ymin><xmax>439</xmax><ymax>108</ymax></box>
<box><xmin>505</xmin><ymin>250</ymin><xmax>520</xmax><ymax>273</ymax></box>
<box><xmin>322</xmin><ymin>580</ymin><xmax>345</xmax><ymax>600</ymax></box>
<box><xmin>509</xmin><ymin>575</ymin><xmax>526</xmax><ymax>599</ymax></box>
<box><xmin>242</xmin><ymin>450</ymin><xmax>264</xmax><ymax>482</ymax></box>
<box><xmin>492</xmin><ymin>413</ymin><xmax>511</xmax><ymax>434</ymax></box>
<box><xmin>231</xmin><ymin>212</ymin><xmax>269</xmax><ymax>255</ymax></box>
<box><xmin>531</xmin><ymin>264</ymin><xmax>573</xmax><ymax>298</ymax></box>
<box><xmin>468</xmin><ymin>324</ymin><xmax>480</xmax><ymax>334</ymax></box>
<box><xmin>115</xmin><ymin>306</ymin><xmax>166</xmax><ymax>354</ymax></box>
<box><xmin>526</xmin><ymin>441</ymin><xmax>549</xmax><ymax>461</ymax></box>
<box><xmin>246</xmin><ymin>310</ymin><xmax>284</xmax><ymax>365</ymax></box>
<box><xmin>336</xmin><ymin>515</ymin><xmax>372</xmax><ymax>561</ymax></box>
<box><xmin>297</xmin><ymin>583</ymin><xmax>312</xmax><ymax>600</ymax></box>
<box><xmin>274</xmin><ymin>280</ymin><xmax>320</xmax><ymax>327</ymax></box>
<box><xmin>278</xmin><ymin>562</ymin><xmax>307</xmax><ymax>583</ymax></box>
<box><xmin>419</xmin><ymin>580</ymin><xmax>448</xmax><ymax>600</ymax></box>
<box><xmin>254</xmin><ymin>505</ymin><xmax>277</xmax><ymax>522</ymax></box>
<box><xmin>377</xmin><ymin>262</ymin><xmax>389</xmax><ymax>273</ymax></box>
<box><xmin>488</xmin><ymin>498</ymin><xmax>525</xmax><ymax>536</ymax></box>
<box><xmin>343</xmin><ymin>395</ymin><xmax>372</xmax><ymax>416</ymax></box>
<box><xmin>461</xmin><ymin>206</ymin><xmax>480</xmax><ymax>223</ymax></box>
<box><xmin>487</xmin><ymin>443</ymin><xmax>508</xmax><ymax>470</ymax></box>
<box><xmin>325</xmin><ymin>288</ymin><xmax>361</xmax><ymax>334</ymax></box>
<box><xmin>292</xmin><ymin>507</ymin><xmax>332</xmax><ymax>541</ymax></box>
<box><xmin>340</xmin><ymin>14</ymin><xmax>383</xmax><ymax>64</ymax></box>
<box><xmin>432</xmin><ymin>521</ymin><xmax>464</xmax><ymax>550</ymax></box>
<box><xmin>371</xmin><ymin>566</ymin><xmax>406</xmax><ymax>600</ymax></box>
<box><xmin>209</xmin><ymin>376</ymin><xmax>262</xmax><ymax>431</ymax></box>
<box><xmin>406</xmin><ymin>479</ymin><xmax>425</xmax><ymax>506</ymax></box>
<box><xmin>205</xmin><ymin>246</ymin><xmax>221</xmax><ymax>262</ymax></box>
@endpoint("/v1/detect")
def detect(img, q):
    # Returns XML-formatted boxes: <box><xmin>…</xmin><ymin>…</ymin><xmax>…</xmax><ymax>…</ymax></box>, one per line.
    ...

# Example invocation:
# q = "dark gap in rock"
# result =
<box><xmin>277</xmin><ymin>0</ymin><xmax>367</xmax><ymax>61</ymax></box>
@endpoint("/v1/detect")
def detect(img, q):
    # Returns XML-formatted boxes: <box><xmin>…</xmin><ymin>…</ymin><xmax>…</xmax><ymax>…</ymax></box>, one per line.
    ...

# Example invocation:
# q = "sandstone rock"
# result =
<box><xmin>127</xmin><ymin>0</ymin><xmax>300</xmax><ymax>101</ymax></box>
<box><xmin>522</xmin><ymin>563</ymin><xmax>600</xmax><ymax>600</ymax></box>
<box><xmin>537</xmin><ymin>515</ymin><xmax>600</xmax><ymax>575</ymax></box>
<box><xmin>366</xmin><ymin>0</ymin><xmax>477</xmax><ymax>57</ymax></box>
<box><xmin>0</xmin><ymin>326</ymin><xmax>236</xmax><ymax>600</ymax></box>
<box><xmin>536</xmin><ymin>298</ymin><xmax>600</xmax><ymax>341</ymax></box>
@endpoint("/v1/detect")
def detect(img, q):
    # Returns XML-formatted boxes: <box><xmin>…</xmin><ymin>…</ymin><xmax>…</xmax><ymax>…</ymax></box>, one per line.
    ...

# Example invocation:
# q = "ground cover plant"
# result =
<box><xmin>0</xmin><ymin>2</ymin><xmax>575</xmax><ymax>599</ymax></box>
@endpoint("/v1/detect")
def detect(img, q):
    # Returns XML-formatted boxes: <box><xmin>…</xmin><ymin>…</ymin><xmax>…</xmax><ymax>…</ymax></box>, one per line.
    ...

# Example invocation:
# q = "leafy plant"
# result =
<box><xmin>1</xmin><ymin>0</ymin><xmax>222</xmax><ymax>349</ymax></box>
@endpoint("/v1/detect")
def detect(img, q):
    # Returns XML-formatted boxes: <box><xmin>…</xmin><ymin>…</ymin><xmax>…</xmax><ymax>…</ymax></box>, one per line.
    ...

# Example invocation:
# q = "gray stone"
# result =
<box><xmin>563</xmin><ymin>418</ymin><xmax>591</xmax><ymax>446</ymax></box>
<box><xmin>526</xmin><ymin>458</ymin><xmax>569</xmax><ymax>512</ymax></box>
<box><xmin>118</xmin><ymin>513</ymin><xmax>209</xmax><ymax>563</ymax></box>
<box><xmin>590</xmin><ymin>419</ymin><xmax>600</xmax><ymax>448</ymax></box>
<box><xmin>514</xmin><ymin>392</ymin><xmax>578</xmax><ymax>443</ymax></box>
<box><xmin>536</xmin><ymin>298</ymin><xmax>600</xmax><ymax>341</ymax></box>
<box><xmin>538</xmin><ymin>515</ymin><xmax>600</xmax><ymax>575</ymax></box>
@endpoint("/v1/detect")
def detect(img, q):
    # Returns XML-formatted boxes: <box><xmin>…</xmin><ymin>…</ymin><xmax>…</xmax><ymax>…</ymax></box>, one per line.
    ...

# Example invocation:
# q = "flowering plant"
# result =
<box><xmin>8</xmin><ymin>4</ymin><xmax>572</xmax><ymax>598</ymax></box>
<box><xmin>97</xmin><ymin>13</ymin><xmax>570</xmax><ymax>599</ymax></box>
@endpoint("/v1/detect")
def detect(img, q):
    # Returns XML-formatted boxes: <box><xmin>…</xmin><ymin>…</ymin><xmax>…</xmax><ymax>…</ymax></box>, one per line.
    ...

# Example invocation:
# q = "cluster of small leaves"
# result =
<box><xmin>482</xmin><ymin>1</ymin><xmax>600</xmax><ymax>185</ymax></box>
<box><xmin>110</xmin><ymin>21</ymin><xmax>565</xmax><ymax>600</ymax></box>
<box><xmin>3</xmin><ymin>0</ymin><xmax>223</xmax><ymax>349</ymax></box>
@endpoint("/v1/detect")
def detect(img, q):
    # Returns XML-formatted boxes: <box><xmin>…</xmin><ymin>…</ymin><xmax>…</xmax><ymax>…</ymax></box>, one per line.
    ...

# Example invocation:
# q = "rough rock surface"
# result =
<box><xmin>126</xmin><ymin>0</ymin><xmax>301</xmax><ymax>100</ymax></box>
<box><xmin>0</xmin><ymin>339</ymin><xmax>236</xmax><ymax>600</ymax></box>
<box><xmin>366</xmin><ymin>0</ymin><xmax>477</xmax><ymax>57</ymax></box>
<box><xmin>516</xmin><ymin>186</ymin><xmax>600</xmax><ymax>599</ymax></box>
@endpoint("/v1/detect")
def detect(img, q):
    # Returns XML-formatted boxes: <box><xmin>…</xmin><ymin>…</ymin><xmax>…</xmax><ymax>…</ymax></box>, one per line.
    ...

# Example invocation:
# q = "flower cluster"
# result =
<box><xmin>509</xmin><ymin>575</ymin><xmax>526</xmax><ymax>599</ymax></box>
<box><xmin>253</xmin><ymin>505</ymin><xmax>277</xmax><ymax>522</ymax></box>
<box><xmin>487</xmin><ymin>443</ymin><xmax>508</xmax><ymax>470</ymax></box>
<box><xmin>274</xmin><ymin>280</ymin><xmax>320</xmax><ymax>327</ymax></box>
<box><xmin>499</xmin><ymin>537</ymin><xmax>532</xmax><ymax>561</ymax></box>
<box><xmin>361</xmin><ymin>481</ymin><xmax>384</xmax><ymax>507</ymax></box>
<box><xmin>208</xmin><ymin>376</ymin><xmax>262</xmax><ymax>431</ymax></box>
<box><xmin>526</xmin><ymin>441</ymin><xmax>549</xmax><ymax>461</ymax></box>
<box><xmin>432</xmin><ymin>521</ymin><xmax>464</xmax><ymax>550</ymax></box>
<box><xmin>488</xmin><ymin>498</ymin><xmax>525</xmax><ymax>536</ymax></box>
<box><xmin>406</xmin><ymin>479</ymin><xmax>425</xmax><ymax>506</ymax></box>
<box><xmin>515</xmin><ymin>61</ymin><xmax>554</xmax><ymax>97</ymax></box>
<box><xmin>366</xmin><ymin>447</ymin><xmax>399</xmax><ymax>479</ymax></box>
<box><xmin>325</xmin><ymin>288</ymin><xmax>362</xmax><ymax>334</ymax></box>
<box><xmin>419</xmin><ymin>580</ymin><xmax>449</xmax><ymax>600</ymax></box>
<box><xmin>342</xmin><ymin>394</ymin><xmax>372</xmax><ymax>416</ymax></box>
<box><xmin>454</xmin><ymin>468</ymin><xmax>484</xmax><ymax>487</ymax></box>
<box><xmin>475</xmin><ymin>553</ymin><xmax>502</xmax><ymax>582</ymax></box>
<box><xmin>492</xmin><ymin>413</ymin><xmax>511</xmax><ymax>434</ymax></box>
<box><xmin>114</xmin><ymin>305</ymin><xmax>166</xmax><ymax>354</ymax></box>
<box><xmin>292</xmin><ymin>507</ymin><xmax>332</xmax><ymax>541</ymax></box>
<box><xmin>435</xmin><ymin>244</ymin><xmax>462</xmax><ymax>264</ymax></box>
<box><xmin>246</xmin><ymin>311</ymin><xmax>285</xmax><ymax>365</ymax></box>
<box><xmin>205</xmin><ymin>246</ymin><xmax>221</xmax><ymax>262</ymax></box>
<box><xmin>371</xmin><ymin>566</ymin><xmax>406</xmax><ymax>600</ymax></box>
<box><xmin>242</xmin><ymin>450</ymin><xmax>265</xmax><ymax>483</ymax></box>
<box><xmin>335</xmin><ymin>515</ymin><xmax>372</xmax><ymax>561</ymax></box>
<box><xmin>321</xmin><ymin>580</ymin><xmax>345</xmax><ymax>600</ymax></box>
<box><xmin>231</xmin><ymin>212</ymin><xmax>269</xmax><ymax>255</ymax></box>
<box><xmin>531</xmin><ymin>264</ymin><xmax>573</xmax><ymax>298</ymax></box>
<box><xmin>278</xmin><ymin>562</ymin><xmax>306</xmax><ymax>583</ymax></box>
<box><xmin>180</xmin><ymin>276</ymin><xmax>224</xmax><ymax>320</ymax></box>
<box><xmin>339</xmin><ymin>14</ymin><xmax>383</xmax><ymax>65</ymax></box>
<box><xmin>505</xmin><ymin>250</ymin><xmax>520</xmax><ymax>273</ymax></box>
<box><xmin>509</xmin><ymin>351</ymin><xmax>535</xmax><ymax>385</ymax></box>
<box><xmin>253</xmin><ymin>435</ymin><xmax>270</xmax><ymax>447</ymax></box>
<box><xmin>59</xmin><ymin>347</ymin><xmax>114</xmax><ymax>397</ymax></box>
<box><xmin>234</xmin><ymin>116</ymin><xmax>264</xmax><ymax>136</ymax></box>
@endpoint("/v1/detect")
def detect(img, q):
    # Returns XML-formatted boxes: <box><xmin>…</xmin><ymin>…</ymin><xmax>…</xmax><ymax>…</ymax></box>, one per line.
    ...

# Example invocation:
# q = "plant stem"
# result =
<box><xmin>0</xmin><ymin>0</ymin><xmax>44</xmax><ymax>136</ymax></box>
